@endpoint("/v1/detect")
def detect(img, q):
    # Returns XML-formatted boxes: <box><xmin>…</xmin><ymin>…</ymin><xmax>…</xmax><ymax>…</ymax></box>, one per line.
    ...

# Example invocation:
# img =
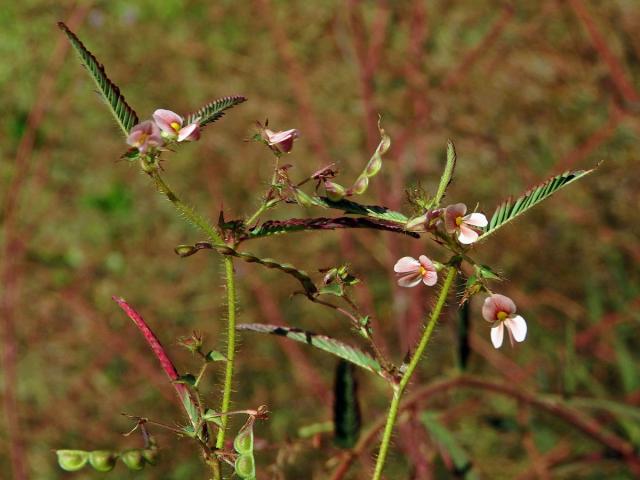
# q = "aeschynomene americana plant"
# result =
<box><xmin>55</xmin><ymin>21</ymin><xmax>598</xmax><ymax>479</ymax></box>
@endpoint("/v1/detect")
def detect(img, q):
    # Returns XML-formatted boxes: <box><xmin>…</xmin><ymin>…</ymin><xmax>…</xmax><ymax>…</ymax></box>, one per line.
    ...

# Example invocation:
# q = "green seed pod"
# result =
<box><xmin>121</xmin><ymin>449</ymin><xmax>145</xmax><ymax>471</ymax></box>
<box><xmin>56</xmin><ymin>450</ymin><xmax>89</xmax><ymax>472</ymax></box>
<box><xmin>233</xmin><ymin>427</ymin><xmax>254</xmax><ymax>455</ymax></box>
<box><xmin>142</xmin><ymin>447</ymin><xmax>159</xmax><ymax>465</ymax></box>
<box><xmin>350</xmin><ymin>175</ymin><xmax>369</xmax><ymax>195</ymax></box>
<box><xmin>88</xmin><ymin>450</ymin><xmax>117</xmax><ymax>472</ymax></box>
<box><xmin>293</xmin><ymin>188</ymin><xmax>315</xmax><ymax>207</ymax></box>
<box><xmin>364</xmin><ymin>154</ymin><xmax>382</xmax><ymax>177</ymax></box>
<box><xmin>175</xmin><ymin>244</ymin><xmax>197</xmax><ymax>257</ymax></box>
<box><xmin>324</xmin><ymin>181</ymin><xmax>346</xmax><ymax>201</ymax></box>
<box><xmin>234</xmin><ymin>453</ymin><xmax>256</xmax><ymax>479</ymax></box>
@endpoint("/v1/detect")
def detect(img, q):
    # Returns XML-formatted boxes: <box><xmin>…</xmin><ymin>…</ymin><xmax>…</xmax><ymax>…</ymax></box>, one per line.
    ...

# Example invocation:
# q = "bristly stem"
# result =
<box><xmin>216</xmin><ymin>256</ymin><xmax>237</xmax><ymax>450</ymax></box>
<box><xmin>371</xmin><ymin>266</ymin><xmax>457</xmax><ymax>480</ymax></box>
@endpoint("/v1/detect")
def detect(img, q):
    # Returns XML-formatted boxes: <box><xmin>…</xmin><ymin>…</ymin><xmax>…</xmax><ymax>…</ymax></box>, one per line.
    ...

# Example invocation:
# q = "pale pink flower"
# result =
<box><xmin>482</xmin><ymin>293</ymin><xmax>527</xmax><ymax>348</ymax></box>
<box><xmin>265</xmin><ymin>128</ymin><xmax>299</xmax><ymax>153</ymax></box>
<box><xmin>444</xmin><ymin>203</ymin><xmax>488</xmax><ymax>244</ymax></box>
<box><xmin>153</xmin><ymin>109</ymin><xmax>201</xmax><ymax>142</ymax></box>
<box><xmin>393</xmin><ymin>255</ymin><xmax>438</xmax><ymax>288</ymax></box>
<box><xmin>126</xmin><ymin>120</ymin><xmax>163</xmax><ymax>153</ymax></box>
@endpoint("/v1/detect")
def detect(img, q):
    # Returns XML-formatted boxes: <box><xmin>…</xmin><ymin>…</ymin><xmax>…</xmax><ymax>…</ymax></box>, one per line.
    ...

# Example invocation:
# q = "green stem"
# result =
<box><xmin>149</xmin><ymin>170</ymin><xmax>224</xmax><ymax>245</ymax></box>
<box><xmin>216</xmin><ymin>256</ymin><xmax>237</xmax><ymax>450</ymax></box>
<box><xmin>372</xmin><ymin>266</ymin><xmax>457</xmax><ymax>480</ymax></box>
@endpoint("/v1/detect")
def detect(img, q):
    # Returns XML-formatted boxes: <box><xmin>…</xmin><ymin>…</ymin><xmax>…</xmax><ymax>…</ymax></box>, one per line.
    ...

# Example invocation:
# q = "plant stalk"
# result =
<box><xmin>371</xmin><ymin>266</ymin><xmax>457</xmax><ymax>480</ymax></box>
<box><xmin>216</xmin><ymin>256</ymin><xmax>237</xmax><ymax>449</ymax></box>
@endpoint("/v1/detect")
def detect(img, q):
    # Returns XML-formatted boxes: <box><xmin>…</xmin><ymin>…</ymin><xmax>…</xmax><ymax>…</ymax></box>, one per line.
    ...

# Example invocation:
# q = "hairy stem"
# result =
<box><xmin>372</xmin><ymin>266</ymin><xmax>457</xmax><ymax>480</ymax></box>
<box><xmin>216</xmin><ymin>257</ymin><xmax>237</xmax><ymax>449</ymax></box>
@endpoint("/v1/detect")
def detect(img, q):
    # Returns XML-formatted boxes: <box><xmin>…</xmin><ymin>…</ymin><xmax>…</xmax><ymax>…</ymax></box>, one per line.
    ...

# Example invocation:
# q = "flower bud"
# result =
<box><xmin>405</xmin><ymin>213</ymin><xmax>427</xmax><ymax>232</ymax></box>
<box><xmin>234</xmin><ymin>453</ymin><xmax>256</xmax><ymax>479</ymax></box>
<box><xmin>89</xmin><ymin>450</ymin><xmax>117</xmax><ymax>472</ymax></box>
<box><xmin>121</xmin><ymin>449</ymin><xmax>145</xmax><ymax>471</ymax></box>
<box><xmin>56</xmin><ymin>450</ymin><xmax>89</xmax><ymax>472</ymax></box>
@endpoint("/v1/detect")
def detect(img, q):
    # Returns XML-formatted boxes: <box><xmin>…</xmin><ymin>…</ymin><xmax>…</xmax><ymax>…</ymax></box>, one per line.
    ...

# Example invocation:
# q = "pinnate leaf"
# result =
<box><xmin>58</xmin><ymin>22</ymin><xmax>139</xmax><ymax>135</ymax></box>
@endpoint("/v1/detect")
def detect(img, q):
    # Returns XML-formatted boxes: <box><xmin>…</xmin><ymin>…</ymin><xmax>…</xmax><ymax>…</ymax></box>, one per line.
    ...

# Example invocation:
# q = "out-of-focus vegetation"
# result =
<box><xmin>2</xmin><ymin>1</ymin><xmax>640</xmax><ymax>479</ymax></box>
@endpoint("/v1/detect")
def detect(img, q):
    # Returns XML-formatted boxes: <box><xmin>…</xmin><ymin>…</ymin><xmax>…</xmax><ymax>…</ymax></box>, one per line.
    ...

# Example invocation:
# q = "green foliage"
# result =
<box><xmin>420</xmin><ymin>413</ymin><xmax>479</xmax><ymax>480</ymax></box>
<box><xmin>434</xmin><ymin>140</ymin><xmax>457</xmax><ymax>206</ymax></box>
<box><xmin>58</xmin><ymin>22</ymin><xmax>139</xmax><ymax>135</ymax></box>
<box><xmin>185</xmin><ymin>95</ymin><xmax>247</xmax><ymax>128</ymax></box>
<box><xmin>333</xmin><ymin>360</ymin><xmax>361</xmax><ymax>449</ymax></box>
<box><xmin>480</xmin><ymin>168</ymin><xmax>596</xmax><ymax>241</ymax></box>
<box><xmin>237</xmin><ymin>324</ymin><xmax>384</xmax><ymax>377</ymax></box>
<box><xmin>311</xmin><ymin>196</ymin><xmax>408</xmax><ymax>223</ymax></box>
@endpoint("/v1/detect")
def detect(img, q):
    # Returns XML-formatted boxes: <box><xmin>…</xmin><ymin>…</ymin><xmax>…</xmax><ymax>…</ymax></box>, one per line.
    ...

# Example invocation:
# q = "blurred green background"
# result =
<box><xmin>2</xmin><ymin>1</ymin><xmax>640</xmax><ymax>478</ymax></box>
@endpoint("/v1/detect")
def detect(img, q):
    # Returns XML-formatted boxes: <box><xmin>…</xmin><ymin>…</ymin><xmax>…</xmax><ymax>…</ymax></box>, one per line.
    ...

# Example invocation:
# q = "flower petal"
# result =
<box><xmin>153</xmin><ymin>109</ymin><xmax>183</xmax><ymax>134</ymax></box>
<box><xmin>394</xmin><ymin>256</ymin><xmax>420</xmax><ymax>273</ymax></box>
<box><xmin>444</xmin><ymin>203</ymin><xmax>467</xmax><ymax>232</ymax></box>
<box><xmin>490</xmin><ymin>323</ymin><xmax>504</xmax><ymax>348</ymax></box>
<box><xmin>457</xmin><ymin>224</ymin><xmax>479</xmax><ymax>244</ymax></box>
<box><xmin>418</xmin><ymin>255</ymin><xmax>435</xmax><ymax>271</ymax></box>
<box><xmin>422</xmin><ymin>270</ymin><xmax>438</xmax><ymax>286</ymax></box>
<box><xmin>464</xmin><ymin>212</ymin><xmax>488</xmax><ymax>228</ymax></box>
<box><xmin>177</xmin><ymin>123</ymin><xmax>199</xmax><ymax>142</ymax></box>
<box><xmin>397</xmin><ymin>273</ymin><xmax>423</xmax><ymax>288</ymax></box>
<box><xmin>506</xmin><ymin>315</ymin><xmax>527</xmax><ymax>342</ymax></box>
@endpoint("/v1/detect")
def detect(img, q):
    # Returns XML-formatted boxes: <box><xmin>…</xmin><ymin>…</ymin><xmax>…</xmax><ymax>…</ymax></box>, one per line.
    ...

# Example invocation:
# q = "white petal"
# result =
<box><xmin>457</xmin><ymin>224</ymin><xmax>479</xmax><ymax>244</ymax></box>
<box><xmin>394</xmin><ymin>256</ymin><xmax>420</xmax><ymax>273</ymax></box>
<box><xmin>464</xmin><ymin>212</ymin><xmax>488</xmax><ymax>228</ymax></box>
<box><xmin>490</xmin><ymin>323</ymin><xmax>504</xmax><ymax>348</ymax></box>
<box><xmin>177</xmin><ymin>123</ymin><xmax>198</xmax><ymax>141</ymax></box>
<box><xmin>397</xmin><ymin>273</ymin><xmax>422</xmax><ymax>288</ymax></box>
<box><xmin>506</xmin><ymin>315</ymin><xmax>527</xmax><ymax>342</ymax></box>
<box><xmin>422</xmin><ymin>271</ymin><xmax>438</xmax><ymax>286</ymax></box>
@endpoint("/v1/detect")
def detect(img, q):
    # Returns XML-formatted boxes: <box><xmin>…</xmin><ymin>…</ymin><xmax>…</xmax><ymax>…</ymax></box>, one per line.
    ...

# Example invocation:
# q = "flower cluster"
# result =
<box><xmin>126</xmin><ymin>109</ymin><xmax>201</xmax><ymax>154</ymax></box>
<box><xmin>394</xmin><ymin>199</ymin><xmax>527</xmax><ymax>349</ymax></box>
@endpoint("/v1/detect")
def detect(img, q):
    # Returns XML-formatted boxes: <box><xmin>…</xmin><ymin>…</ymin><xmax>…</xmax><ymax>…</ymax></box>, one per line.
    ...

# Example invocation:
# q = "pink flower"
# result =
<box><xmin>482</xmin><ymin>294</ymin><xmax>527</xmax><ymax>348</ymax></box>
<box><xmin>444</xmin><ymin>203</ymin><xmax>488</xmax><ymax>244</ymax></box>
<box><xmin>126</xmin><ymin>120</ymin><xmax>163</xmax><ymax>153</ymax></box>
<box><xmin>393</xmin><ymin>255</ymin><xmax>438</xmax><ymax>288</ymax></box>
<box><xmin>265</xmin><ymin>128</ymin><xmax>299</xmax><ymax>153</ymax></box>
<box><xmin>153</xmin><ymin>109</ymin><xmax>201</xmax><ymax>142</ymax></box>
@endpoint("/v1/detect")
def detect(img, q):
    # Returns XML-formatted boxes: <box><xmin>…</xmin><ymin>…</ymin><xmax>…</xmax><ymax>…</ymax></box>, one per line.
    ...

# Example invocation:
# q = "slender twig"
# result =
<box><xmin>372</xmin><ymin>266</ymin><xmax>458</xmax><ymax>480</ymax></box>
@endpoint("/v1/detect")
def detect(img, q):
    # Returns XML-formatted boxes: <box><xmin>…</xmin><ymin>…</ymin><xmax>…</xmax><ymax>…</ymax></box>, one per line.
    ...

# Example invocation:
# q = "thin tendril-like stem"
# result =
<box><xmin>216</xmin><ymin>256</ymin><xmax>237</xmax><ymax>450</ymax></box>
<box><xmin>371</xmin><ymin>266</ymin><xmax>457</xmax><ymax>480</ymax></box>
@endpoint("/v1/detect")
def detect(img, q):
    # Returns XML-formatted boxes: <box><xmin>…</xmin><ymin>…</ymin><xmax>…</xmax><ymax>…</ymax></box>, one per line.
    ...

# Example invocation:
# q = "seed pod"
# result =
<box><xmin>121</xmin><ymin>449</ymin><xmax>145</xmax><ymax>471</ymax></box>
<box><xmin>234</xmin><ymin>453</ymin><xmax>256</xmax><ymax>479</ymax></box>
<box><xmin>142</xmin><ymin>447</ymin><xmax>159</xmax><ymax>465</ymax></box>
<box><xmin>56</xmin><ymin>450</ymin><xmax>89</xmax><ymax>472</ymax></box>
<box><xmin>324</xmin><ymin>181</ymin><xmax>346</xmax><ymax>201</ymax></box>
<box><xmin>364</xmin><ymin>154</ymin><xmax>382</xmax><ymax>177</ymax></box>
<box><xmin>233</xmin><ymin>426</ymin><xmax>254</xmax><ymax>455</ymax></box>
<box><xmin>175</xmin><ymin>244</ymin><xmax>197</xmax><ymax>257</ymax></box>
<box><xmin>89</xmin><ymin>450</ymin><xmax>117</xmax><ymax>472</ymax></box>
<box><xmin>293</xmin><ymin>188</ymin><xmax>315</xmax><ymax>207</ymax></box>
<box><xmin>349</xmin><ymin>175</ymin><xmax>368</xmax><ymax>195</ymax></box>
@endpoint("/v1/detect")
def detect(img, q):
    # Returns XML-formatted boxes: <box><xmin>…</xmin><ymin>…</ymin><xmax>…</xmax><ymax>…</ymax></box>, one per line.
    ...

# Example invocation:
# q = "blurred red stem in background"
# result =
<box><xmin>0</xmin><ymin>6</ymin><xmax>89</xmax><ymax>480</ymax></box>
<box><xmin>332</xmin><ymin>375</ymin><xmax>640</xmax><ymax>480</ymax></box>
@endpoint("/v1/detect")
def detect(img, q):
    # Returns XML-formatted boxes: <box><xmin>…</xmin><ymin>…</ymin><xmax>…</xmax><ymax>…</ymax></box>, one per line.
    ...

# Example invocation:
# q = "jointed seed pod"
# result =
<box><xmin>89</xmin><ymin>450</ymin><xmax>118</xmax><ymax>472</ymax></box>
<box><xmin>142</xmin><ymin>446</ymin><xmax>159</xmax><ymax>465</ymax></box>
<box><xmin>234</xmin><ymin>453</ymin><xmax>256</xmax><ymax>479</ymax></box>
<box><xmin>121</xmin><ymin>449</ymin><xmax>146</xmax><ymax>471</ymax></box>
<box><xmin>324</xmin><ymin>181</ymin><xmax>346</xmax><ymax>201</ymax></box>
<box><xmin>233</xmin><ymin>426</ymin><xmax>254</xmax><ymax>455</ymax></box>
<box><xmin>56</xmin><ymin>450</ymin><xmax>89</xmax><ymax>472</ymax></box>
